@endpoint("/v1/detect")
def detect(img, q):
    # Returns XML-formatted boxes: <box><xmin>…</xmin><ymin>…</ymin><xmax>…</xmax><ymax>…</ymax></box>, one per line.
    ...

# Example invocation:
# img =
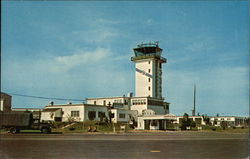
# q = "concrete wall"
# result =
<box><xmin>84</xmin><ymin>105</ymin><xmax>108</xmax><ymax>121</ymax></box>
<box><xmin>44</xmin><ymin>105</ymin><xmax>84</xmax><ymax>122</ymax></box>
<box><xmin>86</xmin><ymin>97</ymin><xmax>130</xmax><ymax>110</ymax></box>
<box><xmin>111</xmin><ymin>109</ymin><xmax>137</xmax><ymax>123</ymax></box>
<box><xmin>148</xmin><ymin>106</ymin><xmax>165</xmax><ymax>115</ymax></box>
<box><xmin>135</xmin><ymin>58</ymin><xmax>164</xmax><ymax>98</ymax></box>
<box><xmin>41</xmin><ymin>112</ymin><xmax>54</xmax><ymax>121</ymax></box>
<box><xmin>135</xmin><ymin>59</ymin><xmax>153</xmax><ymax>97</ymax></box>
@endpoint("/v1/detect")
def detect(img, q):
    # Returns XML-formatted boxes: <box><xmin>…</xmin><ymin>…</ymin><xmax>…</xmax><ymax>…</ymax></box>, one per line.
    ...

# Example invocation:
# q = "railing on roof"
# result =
<box><xmin>131</xmin><ymin>54</ymin><xmax>167</xmax><ymax>62</ymax></box>
<box><xmin>137</xmin><ymin>41</ymin><xmax>159</xmax><ymax>48</ymax></box>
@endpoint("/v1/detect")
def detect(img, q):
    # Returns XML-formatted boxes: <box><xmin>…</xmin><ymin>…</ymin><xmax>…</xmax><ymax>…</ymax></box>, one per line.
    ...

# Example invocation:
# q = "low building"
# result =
<box><xmin>174</xmin><ymin>116</ymin><xmax>206</xmax><ymax>125</ymax></box>
<box><xmin>210</xmin><ymin>116</ymin><xmax>249</xmax><ymax>127</ymax></box>
<box><xmin>137</xmin><ymin>112</ymin><xmax>176</xmax><ymax>130</ymax></box>
<box><xmin>111</xmin><ymin>109</ymin><xmax>137</xmax><ymax>123</ymax></box>
<box><xmin>0</xmin><ymin>92</ymin><xmax>12</xmax><ymax>112</ymax></box>
<box><xmin>86</xmin><ymin>96</ymin><xmax>169</xmax><ymax>116</ymax></box>
<box><xmin>41</xmin><ymin>103</ymin><xmax>109</xmax><ymax>122</ymax></box>
<box><xmin>41</xmin><ymin>108</ymin><xmax>62</xmax><ymax>122</ymax></box>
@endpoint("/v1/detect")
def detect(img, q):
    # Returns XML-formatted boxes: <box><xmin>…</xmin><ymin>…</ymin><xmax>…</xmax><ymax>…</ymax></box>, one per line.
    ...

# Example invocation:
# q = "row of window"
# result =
<box><xmin>71</xmin><ymin>111</ymin><xmax>106</xmax><ymax>118</ymax></box>
<box><xmin>148</xmin><ymin>100</ymin><xmax>164</xmax><ymax>106</ymax></box>
<box><xmin>71</xmin><ymin>110</ymin><xmax>130</xmax><ymax>120</ymax></box>
<box><xmin>114</xmin><ymin>99</ymin><xmax>123</xmax><ymax>103</ymax></box>
<box><xmin>119</xmin><ymin>113</ymin><xmax>125</xmax><ymax>118</ymax></box>
<box><xmin>132</xmin><ymin>99</ymin><xmax>147</xmax><ymax>105</ymax></box>
<box><xmin>93</xmin><ymin>100</ymin><xmax>128</xmax><ymax>106</ymax></box>
<box><xmin>214</xmin><ymin>118</ymin><xmax>232</xmax><ymax>121</ymax></box>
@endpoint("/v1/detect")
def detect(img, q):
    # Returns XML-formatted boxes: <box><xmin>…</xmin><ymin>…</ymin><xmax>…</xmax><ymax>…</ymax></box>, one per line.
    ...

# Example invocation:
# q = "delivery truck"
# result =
<box><xmin>0</xmin><ymin>112</ymin><xmax>52</xmax><ymax>134</ymax></box>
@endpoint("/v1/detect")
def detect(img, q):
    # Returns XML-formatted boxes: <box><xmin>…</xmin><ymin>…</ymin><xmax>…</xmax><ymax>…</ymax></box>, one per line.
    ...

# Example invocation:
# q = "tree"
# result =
<box><xmin>202</xmin><ymin>114</ymin><xmax>211</xmax><ymax>125</ymax></box>
<box><xmin>180</xmin><ymin>113</ymin><xmax>192</xmax><ymax>130</ymax></box>
<box><xmin>221</xmin><ymin>121</ymin><xmax>228</xmax><ymax>130</ymax></box>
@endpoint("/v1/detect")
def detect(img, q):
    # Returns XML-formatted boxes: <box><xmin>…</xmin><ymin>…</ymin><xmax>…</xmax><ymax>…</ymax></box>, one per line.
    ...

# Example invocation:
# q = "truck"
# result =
<box><xmin>0</xmin><ymin>112</ymin><xmax>52</xmax><ymax>134</ymax></box>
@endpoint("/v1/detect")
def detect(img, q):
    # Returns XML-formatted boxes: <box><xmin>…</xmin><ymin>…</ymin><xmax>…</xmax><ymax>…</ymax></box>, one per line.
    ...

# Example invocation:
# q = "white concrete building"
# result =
<box><xmin>210</xmin><ymin>116</ymin><xmax>249</xmax><ymax>127</ymax></box>
<box><xmin>174</xmin><ymin>116</ymin><xmax>206</xmax><ymax>125</ymax></box>
<box><xmin>85</xmin><ymin>42</ymin><xmax>171</xmax><ymax>129</ymax></box>
<box><xmin>137</xmin><ymin>113</ymin><xmax>176</xmax><ymax>130</ymax></box>
<box><xmin>86</xmin><ymin>96</ymin><xmax>131</xmax><ymax>110</ymax></box>
<box><xmin>86</xmin><ymin>96</ymin><xmax>169</xmax><ymax>116</ymax></box>
<box><xmin>15</xmin><ymin>43</ymin><xmax>171</xmax><ymax>127</ymax></box>
<box><xmin>131</xmin><ymin>42</ymin><xmax>166</xmax><ymax>99</ymax></box>
<box><xmin>41</xmin><ymin>103</ymin><xmax>108</xmax><ymax>122</ymax></box>
<box><xmin>111</xmin><ymin>109</ymin><xmax>137</xmax><ymax>123</ymax></box>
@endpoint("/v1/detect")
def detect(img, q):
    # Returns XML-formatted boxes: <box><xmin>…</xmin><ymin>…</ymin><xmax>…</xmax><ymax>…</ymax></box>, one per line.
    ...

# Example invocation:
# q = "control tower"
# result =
<box><xmin>131</xmin><ymin>42</ymin><xmax>167</xmax><ymax>99</ymax></box>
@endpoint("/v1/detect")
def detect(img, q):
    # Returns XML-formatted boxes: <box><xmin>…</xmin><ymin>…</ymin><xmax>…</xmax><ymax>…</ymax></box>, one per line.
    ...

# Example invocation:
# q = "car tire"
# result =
<box><xmin>41</xmin><ymin>128</ymin><xmax>49</xmax><ymax>134</ymax></box>
<box><xmin>10</xmin><ymin>127</ymin><xmax>18</xmax><ymax>134</ymax></box>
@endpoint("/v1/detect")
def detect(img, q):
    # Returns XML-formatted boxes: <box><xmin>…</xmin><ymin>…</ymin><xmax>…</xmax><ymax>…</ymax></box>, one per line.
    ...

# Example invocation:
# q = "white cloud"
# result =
<box><xmin>94</xmin><ymin>18</ymin><xmax>120</xmax><ymax>25</ymax></box>
<box><xmin>51</xmin><ymin>48</ymin><xmax>111</xmax><ymax>72</ymax></box>
<box><xmin>146</xmin><ymin>19</ymin><xmax>153</xmax><ymax>24</ymax></box>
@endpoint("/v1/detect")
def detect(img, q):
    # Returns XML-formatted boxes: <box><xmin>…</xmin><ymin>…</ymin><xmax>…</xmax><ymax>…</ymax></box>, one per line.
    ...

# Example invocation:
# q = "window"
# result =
<box><xmin>148</xmin><ymin>86</ymin><xmax>151</xmax><ymax>91</ymax></box>
<box><xmin>148</xmin><ymin>69</ymin><xmax>151</xmax><ymax>73</ymax></box>
<box><xmin>148</xmin><ymin>61</ymin><xmax>151</xmax><ymax>64</ymax></box>
<box><xmin>94</xmin><ymin>101</ymin><xmax>96</xmax><ymax>105</ymax></box>
<box><xmin>151</xmin><ymin>120</ymin><xmax>158</xmax><ymax>126</ymax></box>
<box><xmin>98</xmin><ymin>111</ymin><xmax>105</xmax><ymax>118</ymax></box>
<box><xmin>119</xmin><ymin>113</ymin><xmax>126</xmax><ymax>118</ymax></box>
<box><xmin>103</xmin><ymin>100</ymin><xmax>106</xmax><ymax>106</ymax></box>
<box><xmin>148</xmin><ymin>78</ymin><xmax>150</xmax><ymax>82</ymax></box>
<box><xmin>124</xmin><ymin>100</ymin><xmax>128</xmax><ymax>105</ymax></box>
<box><xmin>71</xmin><ymin>111</ymin><xmax>80</xmax><ymax>117</ymax></box>
<box><xmin>88</xmin><ymin>111</ymin><xmax>96</xmax><ymax>120</ymax></box>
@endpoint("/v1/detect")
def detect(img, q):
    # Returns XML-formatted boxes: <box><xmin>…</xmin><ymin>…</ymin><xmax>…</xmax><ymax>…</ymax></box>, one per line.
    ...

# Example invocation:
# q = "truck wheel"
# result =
<box><xmin>41</xmin><ymin>128</ymin><xmax>49</xmax><ymax>134</ymax></box>
<box><xmin>10</xmin><ymin>127</ymin><xmax>18</xmax><ymax>134</ymax></box>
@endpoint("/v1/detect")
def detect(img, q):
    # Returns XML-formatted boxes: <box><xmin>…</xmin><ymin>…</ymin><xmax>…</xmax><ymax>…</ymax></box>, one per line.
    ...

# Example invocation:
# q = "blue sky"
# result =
<box><xmin>2</xmin><ymin>1</ymin><xmax>249</xmax><ymax>116</ymax></box>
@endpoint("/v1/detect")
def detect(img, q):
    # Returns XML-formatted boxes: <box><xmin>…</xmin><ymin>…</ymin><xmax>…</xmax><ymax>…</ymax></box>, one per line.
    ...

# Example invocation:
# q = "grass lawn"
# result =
<box><xmin>52</xmin><ymin>121</ymin><xmax>133</xmax><ymax>133</ymax></box>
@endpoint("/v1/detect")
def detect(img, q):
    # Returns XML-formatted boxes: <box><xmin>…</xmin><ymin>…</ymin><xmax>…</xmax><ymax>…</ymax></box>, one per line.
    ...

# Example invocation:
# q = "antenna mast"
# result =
<box><xmin>192</xmin><ymin>84</ymin><xmax>196</xmax><ymax>116</ymax></box>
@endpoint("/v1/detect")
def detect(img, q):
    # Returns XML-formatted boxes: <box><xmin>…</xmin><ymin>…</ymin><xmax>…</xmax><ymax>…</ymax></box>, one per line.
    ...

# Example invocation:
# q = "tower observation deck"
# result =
<box><xmin>131</xmin><ymin>42</ymin><xmax>166</xmax><ymax>63</ymax></box>
<box><xmin>131</xmin><ymin>42</ymin><xmax>167</xmax><ymax>99</ymax></box>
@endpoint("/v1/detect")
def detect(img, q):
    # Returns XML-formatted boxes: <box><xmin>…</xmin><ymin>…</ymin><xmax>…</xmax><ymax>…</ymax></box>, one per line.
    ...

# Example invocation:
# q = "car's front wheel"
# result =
<box><xmin>41</xmin><ymin>128</ymin><xmax>49</xmax><ymax>134</ymax></box>
<box><xmin>10</xmin><ymin>127</ymin><xmax>19</xmax><ymax>134</ymax></box>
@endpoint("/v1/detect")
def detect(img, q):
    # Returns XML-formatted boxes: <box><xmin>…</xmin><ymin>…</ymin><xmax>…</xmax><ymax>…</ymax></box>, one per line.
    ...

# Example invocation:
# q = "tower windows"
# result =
<box><xmin>148</xmin><ymin>78</ymin><xmax>150</xmax><ymax>82</ymax></box>
<box><xmin>103</xmin><ymin>100</ymin><xmax>106</xmax><ymax>106</ymax></box>
<box><xmin>148</xmin><ymin>69</ymin><xmax>151</xmax><ymax>73</ymax></box>
<box><xmin>148</xmin><ymin>86</ymin><xmax>151</xmax><ymax>91</ymax></box>
<box><xmin>148</xmin><ymin>61</ymin><xmax>151</xmax><ymax>64</ymax></box>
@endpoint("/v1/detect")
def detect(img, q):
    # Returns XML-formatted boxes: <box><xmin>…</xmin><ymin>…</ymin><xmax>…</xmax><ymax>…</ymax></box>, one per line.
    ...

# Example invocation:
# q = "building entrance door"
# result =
<box><xmin>144</xmin><ymin>120</ymin><xmax>150</xmax><ymax>130</ymax></box>
<box><xmin>159</xmin><ymin>120</ymin><xmax>164</xmax><ymax>130</ymax></box>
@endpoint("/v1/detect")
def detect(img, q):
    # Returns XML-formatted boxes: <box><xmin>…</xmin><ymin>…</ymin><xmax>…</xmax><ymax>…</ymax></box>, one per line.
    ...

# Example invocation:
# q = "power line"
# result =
<box><xmin>7</xmin><ymin>93</ymin><xmax>86</xmax><ymax>102</ymax></box>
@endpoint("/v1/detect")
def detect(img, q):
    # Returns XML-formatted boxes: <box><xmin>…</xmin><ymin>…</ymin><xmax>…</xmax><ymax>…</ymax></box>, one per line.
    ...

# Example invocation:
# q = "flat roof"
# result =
<box><xmin>86</xmin><ymin>96</ymin><xmax>130</xmax><ymax>100</ymax></box>
<box><xmin>43</xmin><ymin>108</ymin><xmax>62</xmax><ymax>112</ymax></box>
<box><xmin>87</xmin><ymin>96</ymin><xmax>166</xmax><ymax>100</ymax></box>
<box><xmin>45</xmin><ymin>103</ymin><xmax>107</xmax><ymax>108</ymax></box>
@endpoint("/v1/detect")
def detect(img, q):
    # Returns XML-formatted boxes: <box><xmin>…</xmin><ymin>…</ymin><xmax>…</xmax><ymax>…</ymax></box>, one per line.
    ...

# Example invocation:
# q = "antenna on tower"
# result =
<box><xmin>192</xmin><ymin>84</ymin><xmax>196</xmax><ymax>116</ymax></box>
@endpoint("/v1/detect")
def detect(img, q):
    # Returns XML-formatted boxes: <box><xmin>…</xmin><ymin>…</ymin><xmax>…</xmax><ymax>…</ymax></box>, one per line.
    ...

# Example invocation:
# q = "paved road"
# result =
<box><xmin>0</xmin><ymin>132</ymin><xmax>249</xmax><ymax>159</ymax></box>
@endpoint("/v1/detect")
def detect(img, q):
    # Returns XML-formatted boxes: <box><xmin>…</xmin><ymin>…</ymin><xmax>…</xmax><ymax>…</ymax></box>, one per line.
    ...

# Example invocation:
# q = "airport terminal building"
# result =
<box><xmin>38</xmin><ymin>42</ymin><xmax>174</xmax><ymax>128</ymax></box>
